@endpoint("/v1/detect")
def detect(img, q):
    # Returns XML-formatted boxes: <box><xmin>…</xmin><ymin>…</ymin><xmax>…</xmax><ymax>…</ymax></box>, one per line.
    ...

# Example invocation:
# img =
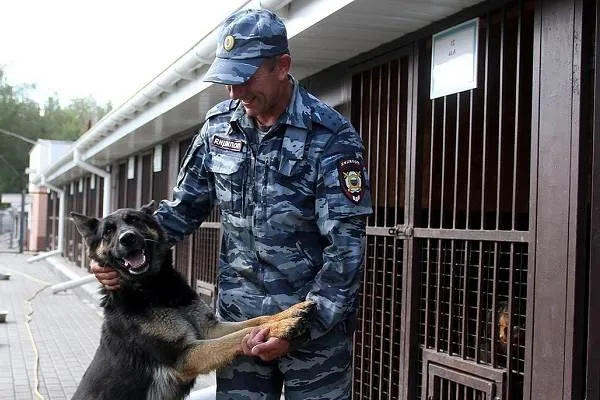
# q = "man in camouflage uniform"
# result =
<box><xmin>93</xmin><ymin>8</ymin><xmax>372</xmax><ymax>400</ymax></box>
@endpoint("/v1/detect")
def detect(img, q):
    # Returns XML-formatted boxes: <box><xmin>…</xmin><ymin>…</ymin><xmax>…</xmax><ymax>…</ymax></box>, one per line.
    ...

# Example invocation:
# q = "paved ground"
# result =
<box><xmin>0</xmin><ymin>249</ymin><xmax>215</xmax><ymax>399</ymax></box>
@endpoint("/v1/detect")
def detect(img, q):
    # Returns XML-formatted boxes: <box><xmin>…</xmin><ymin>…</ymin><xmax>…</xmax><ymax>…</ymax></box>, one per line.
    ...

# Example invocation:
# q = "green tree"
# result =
<box><xmin>0</xmin><ymin>67</ymin><xmax>112</xmax><ymax>195</ymax></box>
<box><xmin>41</xmin><ymin>96</ymin><xmax>112</xmax><ymax>141</ymax></box>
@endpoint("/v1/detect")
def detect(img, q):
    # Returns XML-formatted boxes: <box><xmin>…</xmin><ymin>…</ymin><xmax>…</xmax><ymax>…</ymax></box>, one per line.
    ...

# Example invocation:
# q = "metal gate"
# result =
<box><xmin>351</xmin><ymin>1</ymin><xmax>534</xmax><ymax>399</ymax></box>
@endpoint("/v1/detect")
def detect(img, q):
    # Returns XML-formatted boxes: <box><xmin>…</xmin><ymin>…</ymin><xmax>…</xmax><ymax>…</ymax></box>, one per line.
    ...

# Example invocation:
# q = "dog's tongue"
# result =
<box><xmin>124</xmin><ymin>252</ymin><xmax>145</xmax><ymax>269</ymax></box>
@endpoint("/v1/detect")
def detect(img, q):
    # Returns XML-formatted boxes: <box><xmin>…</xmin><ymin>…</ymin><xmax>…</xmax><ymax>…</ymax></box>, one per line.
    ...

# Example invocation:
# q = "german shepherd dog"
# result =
<box><xmin>479</xmin><ymin>301</ymin><xmax>524</xmax><ymax>364</ymax></box>
<box><xmin>70</xmin><ymin>202</ymin><xmax>314</xmax><ymax>400</ymax></box>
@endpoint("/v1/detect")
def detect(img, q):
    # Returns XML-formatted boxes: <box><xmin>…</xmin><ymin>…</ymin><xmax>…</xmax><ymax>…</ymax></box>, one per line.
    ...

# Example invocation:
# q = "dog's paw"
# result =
<box><xmin>264</xmin><ymin>317</ymin><xmax>307</xmax><ymax>341</ymax></box>
<box><xmin>289</xmin><ymin>300</ymin><xmax>316</xmax><ymax>318</ymax></box>
<box><xmin>260</xmin><ymin>301</ymin><xmax>315</xmax><ymax>341</ymax></box>
<box><xmin>275</xmin><ymin>300</ymin><xmax>316</xmax><ymax>321</ymax></box>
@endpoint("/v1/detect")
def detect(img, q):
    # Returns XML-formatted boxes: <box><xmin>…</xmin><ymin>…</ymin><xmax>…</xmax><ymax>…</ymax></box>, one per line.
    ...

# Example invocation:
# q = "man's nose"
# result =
<box><xmin>228</xmin><ymin>84</ymin><xmax>246</xmax><ymax>100</ymax></box>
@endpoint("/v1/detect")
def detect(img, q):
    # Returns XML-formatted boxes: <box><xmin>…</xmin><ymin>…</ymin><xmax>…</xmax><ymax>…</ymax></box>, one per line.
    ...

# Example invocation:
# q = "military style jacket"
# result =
<box><xmin>155</xmin><ymin>77</ymin><xmax>372</xmax><ymax>342</ymax></box>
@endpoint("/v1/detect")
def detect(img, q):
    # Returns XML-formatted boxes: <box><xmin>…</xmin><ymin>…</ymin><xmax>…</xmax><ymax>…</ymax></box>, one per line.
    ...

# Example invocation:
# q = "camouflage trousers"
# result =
<box><xmin>216</xmin><ymin>321</ymin><xmax>353</xmax><ymax>400</ymax></box>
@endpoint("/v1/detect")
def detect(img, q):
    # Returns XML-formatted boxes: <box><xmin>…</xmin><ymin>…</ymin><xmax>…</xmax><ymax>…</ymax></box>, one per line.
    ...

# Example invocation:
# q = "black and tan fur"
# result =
<box><xmin>70</xmin><ymin>202</ymin><xmax>314</xmax><ymax>400</ymax></box>
<box><xmin>479</xmin><ymin>301</ymin><xmax>524</xmax><ymax>364</ymax></box>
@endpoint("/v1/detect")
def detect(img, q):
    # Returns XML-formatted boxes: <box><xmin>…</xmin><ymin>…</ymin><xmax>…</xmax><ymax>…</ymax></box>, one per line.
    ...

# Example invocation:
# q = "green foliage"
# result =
<box><xmin>0</xmin><ymin>68</ymin><xmax>112</xmax><ymax>194</ymax></box>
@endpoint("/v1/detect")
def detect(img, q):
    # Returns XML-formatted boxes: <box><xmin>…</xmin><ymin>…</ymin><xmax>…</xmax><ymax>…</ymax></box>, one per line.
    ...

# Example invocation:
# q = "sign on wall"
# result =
<box><xmin>430</xmin><ymin>18</ymin><xmax>479</xmax><ymax>99</ymax></box>
<box><xmin>153</xmin><ymin>144</ymin><xmax>163</xmax><ymax>172</ymax></box>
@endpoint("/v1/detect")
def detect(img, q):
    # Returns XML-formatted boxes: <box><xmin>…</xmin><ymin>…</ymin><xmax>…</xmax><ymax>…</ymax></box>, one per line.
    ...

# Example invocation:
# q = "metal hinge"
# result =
<box><xmin>388</xmin><ymin>225</ymin><xmax>414</xmax><ymax>238</ymax></box>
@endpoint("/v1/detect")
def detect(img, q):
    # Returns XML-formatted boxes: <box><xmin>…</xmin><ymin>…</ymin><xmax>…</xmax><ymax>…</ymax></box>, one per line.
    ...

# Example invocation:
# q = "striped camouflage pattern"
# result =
<box><xmin>156</xmin><ymin>76</ymin><xmax>372</xmax><ymax>397</ymax></box>
<box><xmin>204</xmin><ymin>9</ymin><xmax>288</xmax><ymax>85</ymax></box>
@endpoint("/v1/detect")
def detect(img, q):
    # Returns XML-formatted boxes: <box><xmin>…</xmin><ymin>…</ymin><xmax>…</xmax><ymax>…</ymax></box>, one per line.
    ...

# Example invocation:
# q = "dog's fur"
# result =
<box><xmin>478</xmin><ymin>301</ymin><xmax>524</xmax><ymax>364</ymax></box>
<box><xmin>70</xmin><ymin>202</ymin><xmax>314</xmax><ymax>400</ymax></box>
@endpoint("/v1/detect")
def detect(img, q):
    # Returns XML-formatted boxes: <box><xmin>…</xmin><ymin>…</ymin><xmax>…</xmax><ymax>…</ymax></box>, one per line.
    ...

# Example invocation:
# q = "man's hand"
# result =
<box><xmin>241</xmin><ymin>327</ymin><xmax>291</xmax><ymax>361</ymax></box>
<box><xmin>90</xmin><ymin>260</ymin><xmax>120</xmax><ymax>291</ymax></box>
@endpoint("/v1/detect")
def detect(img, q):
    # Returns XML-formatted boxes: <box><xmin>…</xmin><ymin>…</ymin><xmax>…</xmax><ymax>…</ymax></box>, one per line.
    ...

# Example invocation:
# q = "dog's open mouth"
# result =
<box><xmin>122</xmin><ymin>251</ymin><xmax>149</xmax><ymax>275</ymax></box>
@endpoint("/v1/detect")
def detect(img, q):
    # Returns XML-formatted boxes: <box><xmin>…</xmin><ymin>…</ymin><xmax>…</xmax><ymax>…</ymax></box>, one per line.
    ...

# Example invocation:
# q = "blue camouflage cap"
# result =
<box><xmin>204</xmin><ymin>9</ymin><xmax>288</xmax><ymax>85</ymax></box>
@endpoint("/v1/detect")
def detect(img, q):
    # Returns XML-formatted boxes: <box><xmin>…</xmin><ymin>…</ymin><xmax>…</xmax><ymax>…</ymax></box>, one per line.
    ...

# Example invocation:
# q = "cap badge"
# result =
<box><xmin>223</xmin><ymin>35</ymin><xmax>235</xmax><ymax>51</ymax></box>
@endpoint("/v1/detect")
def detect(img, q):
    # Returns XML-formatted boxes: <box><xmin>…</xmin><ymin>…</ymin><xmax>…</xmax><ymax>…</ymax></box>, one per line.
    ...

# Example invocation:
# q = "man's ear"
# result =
<box><xmin>277</xmin><ymin>54</ymin><xmax>291</xmax><ymax>80</ymax></box>
<box><xmin>70</xmin><ymin>212</ymin><xmax>99</xmax><ymax>247</ymax></box>
<box><xmin>140</xmin><ymin>200</ymin><xmax>156</xmax><ymax>215</ymax></box>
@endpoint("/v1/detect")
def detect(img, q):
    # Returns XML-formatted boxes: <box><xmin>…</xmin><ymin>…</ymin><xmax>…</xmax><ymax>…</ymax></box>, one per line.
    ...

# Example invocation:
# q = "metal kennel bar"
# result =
<box><xmin>350</xmin><ymin>1</ymin><xmax>534</xmax><ymax>398</ymax></box>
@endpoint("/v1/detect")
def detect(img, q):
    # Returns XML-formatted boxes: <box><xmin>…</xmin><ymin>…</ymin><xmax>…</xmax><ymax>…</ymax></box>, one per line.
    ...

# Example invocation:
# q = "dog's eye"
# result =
<box><xmin>102</xmin><ymin>227</ymin><xmax>114</xmax><ymax>239</ymax></box>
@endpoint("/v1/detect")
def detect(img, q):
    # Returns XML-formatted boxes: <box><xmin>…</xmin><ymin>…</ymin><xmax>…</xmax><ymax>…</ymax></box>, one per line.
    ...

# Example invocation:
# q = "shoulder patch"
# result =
<box><xmin>338</xmin><ymin>158</ymin><xmax>365</xmax><ymax>204</ymax></box>
<box><xmin>205</xmin><ymin>99</ymin><xmax>238</xmax><ymax>120</ymax></box>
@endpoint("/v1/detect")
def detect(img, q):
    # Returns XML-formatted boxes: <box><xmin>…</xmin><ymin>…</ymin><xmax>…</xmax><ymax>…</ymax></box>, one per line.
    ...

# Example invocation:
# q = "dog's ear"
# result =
<box><xmin>140</xmin><ymin>200</ymin><xmax>156</xmax><ymax>215</ymax></box>
<box><xmin>70</xmin><ymin>212</ymin><xmax>100</xmax><ymax>247</ymax></box>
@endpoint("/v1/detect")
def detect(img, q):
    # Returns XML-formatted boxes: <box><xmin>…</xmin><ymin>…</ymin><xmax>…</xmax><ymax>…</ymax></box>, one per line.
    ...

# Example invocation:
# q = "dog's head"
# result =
<box><xmin>71</xmin><ymin>201</ymin><xmax>168</xmax><ymax>279</ymax></box>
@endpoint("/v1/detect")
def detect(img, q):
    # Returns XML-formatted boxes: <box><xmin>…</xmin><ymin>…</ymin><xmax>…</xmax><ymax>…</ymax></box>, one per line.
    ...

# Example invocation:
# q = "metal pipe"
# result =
<box><xmin>19</xmin><ymin>190</ymin><xmax>25</xmax><ymax>253</ymax></box>
<box><xmin>50</xmin><ymin>275</ymin><xmax>97</xmax><ymax>294</ymax></box>
<box><xmin>9</xmin><ymin>210</ymin><xmax>13</xmax><ymax>249</ymax></box>
<box><xmin>43</xmin><ymin>180</ymin><xmax>65</xmax><ymax>253</ymax></box>
<box><xmin>73</xmin><ymin>148</ymin><xmax>111</xmax><ymax>217</ymax></box>
<box><xmin>0</xmin><ymin>128</ymin><xmax>37</xmax><ymax>145</ymax></box>
<box><xmin>27</xmin><ymin>249</ymin><xmax>62</xmax><ymax>263</ymax></box>
<box><xmin>259</xmin><ymin>0</ymin><xmax>293</xmax><ymax>10</ymax></box>
<box><xmin>29</xmin><ymin>178</ymin><xmax>65</xmax><ymax>263</ymax></box>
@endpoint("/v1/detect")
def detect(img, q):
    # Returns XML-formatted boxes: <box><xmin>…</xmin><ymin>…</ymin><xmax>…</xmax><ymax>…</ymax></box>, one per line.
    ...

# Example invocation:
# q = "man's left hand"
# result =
<box><xmin>241</xmin><ymin>327</ymin><xmax>291</xmax><ymax>361</ymax></box>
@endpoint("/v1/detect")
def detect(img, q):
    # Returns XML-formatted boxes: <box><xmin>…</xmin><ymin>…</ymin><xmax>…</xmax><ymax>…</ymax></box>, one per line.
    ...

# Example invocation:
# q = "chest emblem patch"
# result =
<box><xmin>338</xmin><ymin>158</ymin><xmax>364</xmax><ymax>204</ymax></box>
<box><xmin>213</xmin><ymin>136</ymin><xmax>244</xmax><ymax>152</ymax></box>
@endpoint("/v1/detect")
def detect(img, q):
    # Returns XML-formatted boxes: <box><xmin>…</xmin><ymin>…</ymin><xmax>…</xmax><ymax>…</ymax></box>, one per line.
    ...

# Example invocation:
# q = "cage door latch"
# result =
<box><xmin>388</xmin><ymin>225</ymin><xmax>414</xmax><ymax>238</ymax></box>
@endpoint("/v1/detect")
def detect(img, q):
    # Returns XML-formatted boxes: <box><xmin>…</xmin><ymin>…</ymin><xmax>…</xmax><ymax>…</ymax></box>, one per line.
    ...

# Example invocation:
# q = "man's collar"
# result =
<box><xmin>281</xmin><ymin>75</ymin><xmax>312</xmax><ymax>130</ymax></box>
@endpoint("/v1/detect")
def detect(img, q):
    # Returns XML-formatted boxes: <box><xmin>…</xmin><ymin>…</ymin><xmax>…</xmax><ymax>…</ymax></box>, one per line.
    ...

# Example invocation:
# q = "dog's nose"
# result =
<box><xmin>119</xmin><ymin>231</ymin><xmax>137</xmax><ymax>246</ymax></box>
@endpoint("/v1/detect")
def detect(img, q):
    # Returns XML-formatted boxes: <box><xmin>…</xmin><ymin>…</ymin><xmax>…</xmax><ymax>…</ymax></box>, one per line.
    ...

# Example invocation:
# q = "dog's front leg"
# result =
<box><xmin>178</xmin><ymin>302</ymin><xmax>315</xmax><ymax>380</ymax></box>
<box><xmin>178</xmin><ymin>319</ymin><xmax>297</xmax><ymax>379</ymax></box>
<box><xmin>204</xmin><ymin>300</ymin><xmax>315</xmax><ymax>339</ymax></box>
<box><xmin>177</xmin><ymin>328</ymin><xmax>252</xmax><ymax>380</ymax></box>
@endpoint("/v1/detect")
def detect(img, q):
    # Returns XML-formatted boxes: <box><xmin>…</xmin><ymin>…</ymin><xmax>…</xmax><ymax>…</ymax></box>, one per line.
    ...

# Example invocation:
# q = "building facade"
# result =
<box><xmin>29</xmin><ymin>0</ymin><xmax>600</xmax><ymax>398</ymax></box>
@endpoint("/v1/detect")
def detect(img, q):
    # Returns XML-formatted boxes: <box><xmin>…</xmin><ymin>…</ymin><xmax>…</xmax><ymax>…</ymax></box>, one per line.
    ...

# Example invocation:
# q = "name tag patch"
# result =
<box><xmin>213</xmin><ymin>136</ymin><xmax>244</xmax><ymax>152</ymax></box>
<box><xmin>338</xmin><ymin>158</ymin><xmax>364</xmax><ymax>204</ymax></box>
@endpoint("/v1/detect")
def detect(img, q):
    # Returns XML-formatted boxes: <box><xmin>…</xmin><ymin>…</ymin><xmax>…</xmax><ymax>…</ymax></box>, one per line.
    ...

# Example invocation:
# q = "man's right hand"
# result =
<box><xmin>90</xmin><ymin>260</ymin><xmax>120</xmax><ymax>291</ymax></box>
